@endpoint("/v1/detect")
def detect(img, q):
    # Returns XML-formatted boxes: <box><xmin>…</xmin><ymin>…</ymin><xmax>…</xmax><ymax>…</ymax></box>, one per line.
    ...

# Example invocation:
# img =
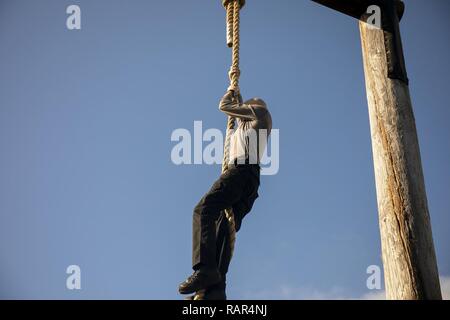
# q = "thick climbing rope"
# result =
<box><xmin>222</xmin><ymin>0</ymin><xmax>243</xmax><ymax>262</ymax></box>
<box><xmin>226</xmin><ymin>0</ymin><xmax>234</xmax><ymax>48</ymax></box>
<box><xmin>192</xmin><ymin>0</ymin><xmax>244</xmax><ymax>300</ymax></box>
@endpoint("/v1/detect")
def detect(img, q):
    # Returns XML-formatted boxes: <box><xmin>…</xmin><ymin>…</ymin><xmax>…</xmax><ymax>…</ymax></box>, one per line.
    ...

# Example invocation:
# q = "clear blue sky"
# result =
<box><xmin>0</xmin><ymin>0</ymin><xmax>449</xmax><ymax>299</ymax></box>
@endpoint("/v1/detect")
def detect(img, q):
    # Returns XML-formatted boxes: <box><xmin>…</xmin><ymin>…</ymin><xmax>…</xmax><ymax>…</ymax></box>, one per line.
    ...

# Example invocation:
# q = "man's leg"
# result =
<box><xmin>185</xmin><ymin>167</ymin><xmax>260</xmax><ymax>299</ymax></box>
<box><xmin>184</xmin><ymin>208</ymin><xmax>242</xmax><ymax>300</ymax></box>
<box><xmin>215</xmin><ymin>206</ymin><xmax>243</xmax><ymax>277</ymax></box>
<box><xmin>200</xmin><ymin>173</ymin><xmax>260</xmax><ymax>299</ymax></box>
<box><xmin>191</xmin><ymin>167</ymin><xmax>246</xmax><ymax>270</ymax></box>
<box><xmin>214</xmin><ymin>167</ymin><xmax>260</xmax><ymax>278</ymax></box>
<box><xmin>184</xmin><ymin>210</ymin><xmax>233</xmax><ymax>300</ymax></box>
<box><xmin>180</xmin><ymin>167</ymin><xmax>245</xmax><ymax>295</ymax></box>
<box><xmin>206</xmin><ymin>208</ymin><xmax>244</xmax><ymax>298</ymax></box>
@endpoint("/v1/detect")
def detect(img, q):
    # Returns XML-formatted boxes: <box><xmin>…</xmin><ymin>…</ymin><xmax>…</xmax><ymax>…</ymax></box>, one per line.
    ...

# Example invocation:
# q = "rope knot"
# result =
<box><xmin>228</xmin><ymin>66</ymin><xmax>240</xmax><ymax>85</ymax></box>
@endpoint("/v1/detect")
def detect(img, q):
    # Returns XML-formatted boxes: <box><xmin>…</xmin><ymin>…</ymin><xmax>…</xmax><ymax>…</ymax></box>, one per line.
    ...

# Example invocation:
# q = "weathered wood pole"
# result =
<box><xmin>358</xmin><ymin>6</ymin><xmax>441</xmax><ymax>299</ymax></box>
<box><xmin>311</xmin><ymin>0</ymin><xmax>442</xmax><ymax>299</ymax></box>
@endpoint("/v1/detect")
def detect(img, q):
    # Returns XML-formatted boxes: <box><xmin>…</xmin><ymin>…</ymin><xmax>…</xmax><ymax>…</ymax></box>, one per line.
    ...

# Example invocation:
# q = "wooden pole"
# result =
<box><xmin>359</xmin><ymin>16</ymin><xmax>441</xmax><ymax>300</ymax></box>
<box><xmin>311</xmin><ymin>0</ymin><xmax>442</xmax><ymax>299</ymax></box>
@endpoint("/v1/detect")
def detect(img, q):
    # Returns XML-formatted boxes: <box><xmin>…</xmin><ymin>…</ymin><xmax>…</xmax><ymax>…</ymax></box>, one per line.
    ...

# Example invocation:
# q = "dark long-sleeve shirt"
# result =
<box><xmin>219</xmin><ymin>91</ymin><xmax>272</xmax><ymax>164</ymax></box>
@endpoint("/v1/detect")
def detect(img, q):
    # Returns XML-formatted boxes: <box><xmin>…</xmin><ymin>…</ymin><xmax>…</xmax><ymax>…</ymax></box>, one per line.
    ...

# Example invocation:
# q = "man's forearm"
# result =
<box><xmin>219</xmin><ymin>91</ymin><xmax>236</xmax><ymax>111</ymax></box>
<box><xmin>219</xmin><ymin>91</ymin><xmax>256</xmax><ymax>120</ymax></box>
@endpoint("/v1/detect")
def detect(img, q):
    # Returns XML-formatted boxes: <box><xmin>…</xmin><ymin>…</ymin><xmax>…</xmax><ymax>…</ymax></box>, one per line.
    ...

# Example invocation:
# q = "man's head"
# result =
<box><xmin>245</xmin><ymin>97</ymin><xmax>267</xmax><ymax>109</ymax></box>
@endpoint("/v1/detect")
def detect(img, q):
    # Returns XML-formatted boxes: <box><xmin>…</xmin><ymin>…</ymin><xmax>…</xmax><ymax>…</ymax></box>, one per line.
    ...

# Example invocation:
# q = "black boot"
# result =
<box><xmin>184</xmin><ymin>281</ymin><xmax>226</xmax><ymax>300</ymax></box>
<box><xmin>178</xmin><ymin>268</ymin><xmax>221</xmax><ymax>295</ymax></box>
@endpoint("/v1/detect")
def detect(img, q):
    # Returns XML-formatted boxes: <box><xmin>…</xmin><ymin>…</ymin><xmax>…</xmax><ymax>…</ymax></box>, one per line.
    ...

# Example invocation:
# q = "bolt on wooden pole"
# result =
<box><xmin>312</xmin><ymin>0</ymin><xmax>442</xmax><ymax>299</ymax></box>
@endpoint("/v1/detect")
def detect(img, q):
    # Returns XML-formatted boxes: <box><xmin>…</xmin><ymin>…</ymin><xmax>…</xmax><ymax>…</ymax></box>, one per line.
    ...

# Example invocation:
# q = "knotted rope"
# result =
<box><xmin>222</xmin><ymin>0</ymin><xmax>243</xmax><ymax>263</ymax></box>
<box><xmin>192</xmin><ymin>0</ymin><xmax>244</xmax><ymax>300</ymax></box>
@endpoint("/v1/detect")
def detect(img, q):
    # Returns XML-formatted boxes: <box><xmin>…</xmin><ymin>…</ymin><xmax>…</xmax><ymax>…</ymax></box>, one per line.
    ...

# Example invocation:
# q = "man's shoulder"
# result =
<box><xmin>254</xmin><ymin>105</ymin><xmax>271</xmax><ymax>121</ymax></box>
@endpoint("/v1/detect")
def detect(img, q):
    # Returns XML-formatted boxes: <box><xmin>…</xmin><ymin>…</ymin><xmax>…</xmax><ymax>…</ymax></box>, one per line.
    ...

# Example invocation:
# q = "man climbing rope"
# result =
<box><xmin>178</xmin><ymin>88</ymin><xmax>272</xmax><ymax>299</ymax></box>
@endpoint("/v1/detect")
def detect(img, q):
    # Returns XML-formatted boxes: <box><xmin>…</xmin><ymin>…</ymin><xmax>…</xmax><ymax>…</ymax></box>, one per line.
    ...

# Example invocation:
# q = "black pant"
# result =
<box><xmin>192</xmin><ymin>164</ymin><xmax>260</xmax><ymax>279</ymax></box>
